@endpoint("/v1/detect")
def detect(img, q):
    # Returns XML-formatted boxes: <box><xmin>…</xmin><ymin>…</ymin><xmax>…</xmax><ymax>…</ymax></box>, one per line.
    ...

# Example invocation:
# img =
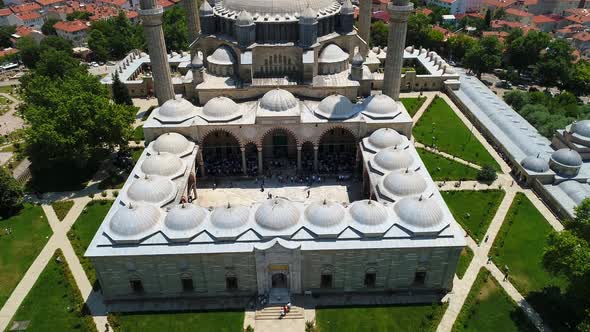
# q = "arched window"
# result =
<box><xmin>226</xmin><ymin>273</ymin><xmax>238</xmax><ymax>290</ymax></box>
<box><xmin>180</xmin><ymin>273</ymin><xmax>194</xmax><ymax>292</ymax></box>
<box><xmin>364</xmin><ymin>268</ymin><xmax>376</xmax><ymax>288</ymax></box>
<box><xmin>129</xmin><ymin>276</ymin><xmax>144</xmax><ymax>293</ymax></box>
<box><xmin>320</xmin><ymin>265</ymin><xmax>334</xmax><ymax>288</ymax></box>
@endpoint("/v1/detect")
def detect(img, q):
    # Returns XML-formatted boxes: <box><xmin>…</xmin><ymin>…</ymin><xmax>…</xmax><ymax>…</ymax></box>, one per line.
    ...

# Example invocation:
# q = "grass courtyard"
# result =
<box><xmin>108</xmin><ymin>311</ymin><xmax>244</xmax><ymax>332</ymax></box>
<box><xmin>0</xmin><ymin>204</ymin><xmax>52</xmax><ymax>308</ymax></box>
<box><xmin>456</xmin><ymin>247</ymin><xmax>474</xmax><ymax>279</ymax></box>
<box><xmin>452</xmin><ymin>268</ymin><xmax>536</xmax><ymax>332</ymax></box>
<box><xmin>441</xmin><ymin>190</ymin><xmax>505</xmax><ymax>242</ymax></box>
<box><xmin>68</xmin><ymin>200</ymin><xmax>113</xmax><ymax>286</ymax></box>
<box><xmin>7</xmin><ymin>250</ymin><xmax>96</xmax><ymax>332</ymax></box>
<box><xmin>316</xmin><ymin>303</ymin><xmax>447</xmax><ymax>332</ymax></box>
<box><xmin>413</xmin><ymin>97</ymin><xmax>500</xmax><ymax>171</ymax></box>
<box><xmin>417</xmin><ymin>148</ymin><xmax>479</xmax><ymax>181</ymax></box>
<box><xmin>491</xmin><ymin>193</ymin><xmax>569</xmax><ymax>331</ymax></box>
<box><xmin>51</xmin><ymin>200</ymin><xmax>74</xmax><ymax>221</ymax></box>
<box><xmin>400</xmin><ymin>97</ymin><xmax>427</xmax><ymax>117</ymax></box>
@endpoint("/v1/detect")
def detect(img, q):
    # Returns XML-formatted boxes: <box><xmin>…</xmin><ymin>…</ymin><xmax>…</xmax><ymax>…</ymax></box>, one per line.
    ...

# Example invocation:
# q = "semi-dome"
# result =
<box><xmin>155</xmin><ymin>97</ymin><xmax>195</xmax><ymax>123</ymax></box>
<box><xmin>520</xmin><ymin>155</ymin><xmax>549</xmax><ymax>173</ymax></box>
<box><xmin>259</xmin><ymin>89</ymin><xmax>298</xmax><ymax>112</ymax></box>
<box><xmin>367</xmin><ymin>128</ymin><xmax>405</xmax><ymax>150</ymax></box>
<box><xmin>315</xmin><ymin>94</ymin><xmax>357</xmax><ymax>119</ymax></box>
<box><xmin>164</xmin><ymin>203</ymin><xmax>207</xmax><ymax>232</ymax></box>
<box><xmin>349</xmin><ymin>200</ymin><xmax>388</xmax><ymax>226</ymax></box>
<box><xmin>108</xmin><ymin>204</ymin><xmax>161</xmax><ymax>238</ymax></box>
<box><xmin>305</xmin><ymin>199</ymin><xmax>345</xmax><ymax>228</ymax></box>
<box><xmin>362</xmin><ymin>94</ymin><xmax>398</xmax><ymax>117</ymax></box>
<box><xmin>551</xmin><ymin>148</ymin><xmax>583</xmax><ymax>167</ymax></box>
<box><xmin>382</xmin><ymin>170</ymin><xmax>427</xmax><ymax>196</ymax></box>
<box><xmin>210</xmin><ymin>204</ymin><xmax>250</xmax><ymax>229</ymax></box>
<box><xmin>318</xmin><ymin>44</ymin><xmax>349</xmax><ymax>63</ymax></box>
<box><xmin>236</xmin><ymin>10</ymin><xmax>254</xmax><ymax>26</ymax></box>
<box><xmin>141</xmin><ymin>152</ymin><xmax>185</xmax><ymax>177</ymax></box>
<box><xmin>255</xmin><ymin>198</ymin><xmax>300</xmax><ymax>230</ymax></box>
<box><xmin>207</xmin><ymin>45</ymin><xmax>235</xmax><ymax>65</ymax></box>
<box><xmin>221</xmin><ymin>0</ymin><xmax>335</xmax><ymax>19</ymax></box>
<box><xmin>571</xmin><ymin>120</ymin><xmax>590</xmax><ymax>138</ymax></box>
<box><xmin>373</xmin><ymin>147</ymin><xmax>414</xmax><ymax>171</ymax></box>
<box><xmin>127</xmin><ymin>175</ymin><xmax>176</xmax><ymax>205</ymax></box>
<box><xmin>201</xmin><ymin>96</ymin><xmax>241</xmax><ymax>122</ymax></box>
<box><xmin>152</xmin><ymin>132</ymin><xmax>192</xmax><ymax>156</ymax></box>
<box><xmin>395</xmin><ymin>197</ymin><xmax>445</xmax><ymax>230</ymax></box>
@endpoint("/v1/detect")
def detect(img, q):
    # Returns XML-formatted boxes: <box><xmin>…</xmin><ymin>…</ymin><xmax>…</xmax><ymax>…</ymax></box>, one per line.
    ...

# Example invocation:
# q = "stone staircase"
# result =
<box><xmin>255</xmin><ymin>305</ymin><xmax>305</xmax><ymax>320</ymax></box>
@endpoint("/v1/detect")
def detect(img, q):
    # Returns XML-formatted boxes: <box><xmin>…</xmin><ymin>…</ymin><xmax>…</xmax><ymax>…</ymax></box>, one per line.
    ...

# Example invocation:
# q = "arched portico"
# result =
<box><xmin>317</xmin><ymin>127</ymin><xmax>357</xmax><ymax>174</ymax></box>
<box><xmin>202</xmin><ymin>130</ymin><xmax>242</xmax><ymax>176</ymax></box>
<box><xmin>260</xmin><ymin>128</ymin><xmax>299</xmax><ymax>174</ymax></box>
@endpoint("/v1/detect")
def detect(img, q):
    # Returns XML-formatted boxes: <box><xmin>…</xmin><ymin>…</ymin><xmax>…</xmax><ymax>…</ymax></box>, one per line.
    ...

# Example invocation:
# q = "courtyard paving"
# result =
<box><xmin>0</xmin><ymin>94</ymin><xmax>566</xmax><ymax>332</ymax></box>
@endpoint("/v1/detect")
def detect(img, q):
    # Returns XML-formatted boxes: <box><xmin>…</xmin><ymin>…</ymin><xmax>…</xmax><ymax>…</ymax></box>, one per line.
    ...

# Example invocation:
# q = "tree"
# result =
<box><xmin>504</xmin><ymin>90</ymin><xmax>529</xmax><ymax>111</ymax></box>
<box><xmin>505</xmin><ymin>30</ymin><xmax>550</xmax><ymax>74</ymax></box>
<box><xmin>162</xmin><ymin>6</ymin><xmax>188</xmax><ymax>52</ymax></box>
<box><xmin>88</xmin><ymin>29</ymin><xmax>109</xmax><ymax>63</ymax></box>
<box><xmin>16</xmin><ymin>37</ymin><xmax>41</xmax><ymax>68</ymax></box>
<box><xmin>493</xmin><ymin>8</ymin><xmax>506</xmax><ymax>20</ymax></box>
<box><xmin>565</xmin><ymin>61</ymin><xmax>590</xmax><ymax>96</ymax></box>
<box><xmin>425</xmin><ymin>28</ymin><xmax>444</xmax><ymax>51</ymax></box>
<box><xmin>41</xmin><ymin>18</ymin><xmax>59</xmax><ymax>35</ymax></box>
<box><xmin>89</xmin><ymin>12</ymin><xmax>144</xmax><ymax>60</ymax></box>
<box><xmin>0</xmin><ymin>167</ymin><xmax>24</xmax><ymax>217</ymax></box>
<box><xmin>111</xmin><ymin>71</ymin><xmax>133</xmax><ymax>105</ymax></box>
<box><xmin>406</xmin><ymin>13</ymin><xmax>431</xmax><ymax>47</ymax></box>
<box><xmin>476</xmin><ymin>164</ymin><xmax>497</xmax><ymax>183</ymax></box>
<box><xmin>34</xmin><ymin>48</ymin><xmax>80</xmax><ymax>79</ymax></box>
<box><xmin>534</xmin><ymin>39</ymin><xmax>574</xmax><ymax>87</ymax></box>
<box><xmin>463</xmin><ymin>36</ymin><xmax>502</xmax><ymax>78</ymax></box>
<box><xmin>370</xmin><ymin>21</ymin><xmax>388</xmax><ymax>47</ymax></box>
<box><xmin>66</xmin><ymin>11</ymin><xmax>91</xmax><ymax>21</ymax></box>
<box><xmin>0</xmin><ymin>26</ymin><xmax>15</xmax><ymax>48</ymax></box>
<box><xmin>447</xmin><ymin>34</ymin><xmax>476</xmax><ymax>62</ymax></box>
<box><xmin>484</xmin><ymin>8</ymin><xmax>491</xmax><ymax>28</ymax></box>
<box><xmin>40</xmin><ymin>35</ymin><xmax>73</xmax><ymax>55</ymax></box>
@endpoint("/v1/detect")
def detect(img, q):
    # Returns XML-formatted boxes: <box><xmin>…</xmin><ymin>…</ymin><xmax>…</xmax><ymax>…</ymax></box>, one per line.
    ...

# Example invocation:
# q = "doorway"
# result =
<box><xmin>271</xmin><ymin>272</ymin><xmax>288</xmax><ymax>289</ymax></box>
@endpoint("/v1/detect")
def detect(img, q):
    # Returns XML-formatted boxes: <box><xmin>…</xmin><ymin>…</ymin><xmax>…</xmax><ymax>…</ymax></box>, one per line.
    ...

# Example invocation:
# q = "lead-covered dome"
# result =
<box><xmin>207</xmin><ymin>45</ymin><xmax>235</xmax><ymax>65</ymax></box>
<box><xmin>305</xmin><ymin>199</ymin><xmax>345</xmax><ymax>228</ymax></box>
<box><xmin>551</xmin><ymin>148</ymin><xmax>583</xmax><ymax>167</ymax></box>
<box><xmin>108</xmin><ymin>204</ymin><xmax>161</xmax><ymax>238</ymax></box>
<box><xmin>164</xmin><ymin>203</ymin><xmax>207</xmax><ymax>233</ymax></box>
<box><xmin>362</xmin><ymin>94</ymin><xmax>398</xmax><ymax>118</ymax></box>
<box><xmin>221</xmin><ymin>0</ymin><xmax>336</xmax><ymax>19</ymax></box>
<box><xmin>382</xmin><ymin>170</ymin><xmax>427</xmax><ymax>196</ymax></box>
<box><xmin>349</xmin><ymin>200</ymin><xmax>388</xmax><ymax>226</ymax></box>
<box><xmin>210</xmin><ymin>204</ymin><xmax>250</xmax><ymax>229</ymax></box>
<box><xmin>318</xmin><ymin>44</ymin><xmax>349</xmax><ymax>63</ymax></box>
<box><xmin>373</xmin><ymin>147</ymin><xmax>414</xmax><ymax>171</ymax></box>
<box><xmin>366</xmin><ymin>128</ymin><xmax>405</xmax><ymax>151</ymax></box>
<box><xmin>315</xmin><ymin>94</ymin><xmax>357</xmax><ymax>119</ymax></box>
<box><xmin>152</xmin><ymin>132</ymin><xmax>192</xmax><ymax>156</ymax></box>
<box><xmin>571</xmin><ymin>120</ymin><xmax>590</xmax><ymax>138</ymax></box>
<box><xmin>255</xmin><ymin>198</ymin><xmax>300</xmax><ymax>230</ymax></box>
<box><xmin>127</xmin><ymin>176</ymin><xmax>176</xmax><ymax>205</ymax></box>
<box><xmin>521</xmin><ymin>155</ymin><xmax>549</xmax><ymax>173</ymax></box>
<box><xmin>141</xmin><ymin>152</ymin><xmax>185</xmax><ymax>177</ymax></box>
<box><xmin>155</xmin><ymin>97</ymin><xmax>195</xmax><ymax>123</ymax></box>
<box><xmin>201</xmin><ymin>96</ymin><xmax>242</xmax><ymax>122</ymax></box>
<box><xmin>260</xmin><ymin>89</ymin><xmax>298</xmax><ymax>112</ymax></box>
<box><xmin>394</xmin><ymin>197</ymin><xmax>445</xmax><ymax>231</ymax></box>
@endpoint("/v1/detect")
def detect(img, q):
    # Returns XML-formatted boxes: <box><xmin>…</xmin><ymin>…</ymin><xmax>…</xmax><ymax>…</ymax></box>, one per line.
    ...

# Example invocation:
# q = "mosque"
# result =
<box><xmin>86</xmin><ymin>0</ymin><xmax>466</xmax><ymax>308</ymax></box>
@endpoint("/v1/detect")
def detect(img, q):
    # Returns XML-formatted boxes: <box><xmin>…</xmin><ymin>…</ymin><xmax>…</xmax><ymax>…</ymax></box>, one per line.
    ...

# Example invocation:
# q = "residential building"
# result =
<box><xmin>53</xmin><ymin>19</ymin><xmax>88</xmax><ymax>46</ymax></box>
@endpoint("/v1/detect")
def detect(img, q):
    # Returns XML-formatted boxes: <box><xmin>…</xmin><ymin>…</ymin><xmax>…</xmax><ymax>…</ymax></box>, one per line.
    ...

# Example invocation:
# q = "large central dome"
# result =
<box><xmin>221</xmin><ymin>0</ymin><xmax>338</xmax><ymax>17</ymax></box>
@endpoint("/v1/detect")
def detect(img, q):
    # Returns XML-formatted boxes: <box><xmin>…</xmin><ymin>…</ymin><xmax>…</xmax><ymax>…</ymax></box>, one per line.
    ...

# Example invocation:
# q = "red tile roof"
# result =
<box><xmin>573</xmin><ymin>31</ymin><xmax>590</xmax><ymax>41</ymax></box>
<box><xmin>35</xmin><ymin>0</ymin><xmax>63</xmax><ymax>7</ymax></box>
<box><xmin>564</xmin><ymin>8</ymin><xmax>590</xmax><ymax>24</ymax></box>
<box><xmin>532</xmin><ymin>14</ymin><xmax>561</xmax><ymax>24</ymax></box>
<box><xmin>16</xmin><ymin>11</ymin><xmax>41</xmax><ymax>21</ymax></box>
<box><xmin>14</xmin><ymin>25</ymin><xmax>33</xmax><ymax>37</ymax></box>
<box><xmin>54</xmin><ymin>19</ymin><xmax>88</xmax><ymax>33</ymax></box>
<box><xmin>372</xmin><ymin>10</ymin><xmax>389</xmax><ymax>22</ymax></box>
<box><xmin>505</xmin><ymin>8</ymin><xmax>532</xmax><ymax>17</ymax></box>
<box><xmin>9</xmin><ymin>3</ymin><xmax>41</xmax><ymax>13</ymax></box>
<box><xmin>157</xmin><ymin>0</ymin><xmax>174</xmax><ymax>8</ymax></box>
<box><xmin>483</xmin><ymin>0</ymin><xmax>516</xmax><ymax>8</ymax></box>
<box><xmin>0</xmin><ymin>8</ymin><xmax>12</xmax><ymax>16</ymax></box>
<box><xmin>416</xmin><ymin>8</ymin><xmax>433</xmax><ymax>16</ymax></box>
<box><xmin>0</xmin><ymin>48</ymin><xmax>19</xmax><ymax>57</ymax></box>
<box><xmin>97</xmin><ymin>0</ymin><xmax>128</xmax><ymax>7</ymax></box>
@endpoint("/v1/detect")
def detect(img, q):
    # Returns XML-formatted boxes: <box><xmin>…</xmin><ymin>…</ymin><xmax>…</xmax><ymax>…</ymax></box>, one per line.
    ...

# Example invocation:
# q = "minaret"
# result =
<box><xmin>184</xmin><ymin>0</ymin><xmax>200</xmax><ymax>41</ymax></box>
<box><xmin>382</xmin><ymin>0</ymin><xmax>413</xmax><ymax>101</ymax></box>
<box><xmin>139</xmin><ymin>0</ymin><xmax>174</xmax><ymax>105</ymax></box>
<box><xmin>358</xmin><ymin>0</ymin><xmax>371</xmax><ymax>46</ymax></box>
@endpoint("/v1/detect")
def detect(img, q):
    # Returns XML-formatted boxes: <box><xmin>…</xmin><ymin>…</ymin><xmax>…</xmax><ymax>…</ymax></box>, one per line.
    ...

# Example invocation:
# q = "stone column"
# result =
<box><xmin>296</xmin><ymin>146</ymin><xmax>302</xmax><ymax>172</ymax></box>
<box><xmin>257</xmin><ymin>147</ymin><xmax>263</xmax><ymax>175</ymax></box>
<box><xmin>382</xmin><ymin>0</ymin><xmax>413</xmax><ymax>101</ymax></box>
<box><xmin>240</xmin><ymin>147</ymin><xmax>247</xmax><ymax>175</ymax></box>
<box><xmin>358</xmin><ymin>0</ymin><xmax>371</xmax><ymax>48</ymax></box>
<box><xmin>313</xmin><ymin>145</ymin><xmax>319</xmax><ymax>173</ymax></box>
<box><xmin>139</xmin><ymin>0</ymin><xmax>175</xmax><ymax>105</ymax></box>
<box><xmin>184</xmin><ymin>0</ymin><xmax>200</xmax><ymax>43</ymax></box>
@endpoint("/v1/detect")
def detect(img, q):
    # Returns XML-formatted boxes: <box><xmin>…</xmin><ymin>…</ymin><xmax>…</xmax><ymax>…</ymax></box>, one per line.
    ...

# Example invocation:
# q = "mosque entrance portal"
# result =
<box><xmin>271</xmin><ymin>273</ymin><xmax>288</xmax><ymax>289</ymax></box>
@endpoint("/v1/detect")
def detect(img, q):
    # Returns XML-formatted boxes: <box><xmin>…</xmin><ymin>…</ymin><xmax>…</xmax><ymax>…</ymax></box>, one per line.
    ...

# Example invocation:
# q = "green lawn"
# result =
<box><xmin>51</xmin><ymin>200</ymin><xmax>75</xmax><ymax>221</ymax></box>
<box><xmin>108</xmin><ymin>311</ymin><xmax>244</xmax><ymax>332</ymax></box>
<box><xmin>491</xmin><ymin>193</ymin><xmax>569</xmax><ymax>331</ymax></box>
<box><xmin>442</xmin><ymin>190</ymin><xmax>506</xmax><ymax>242</ymax></box>
<box><xmin>401</xmin><ymin>97</ymin><xmax>427</xmax><ymax>117</ymax></box>
<box><xmin>456</xmin><ymin>247</ymin><xmax>474</xmax><ymax>279</ymax></box>
<box><xmin>452</xmin><ymin>268</ymin><xmax>537</xmax><ymax>332</ymax></box>
<box><xmin>316</xmin><ymin>303</ymin><xmax>447</xmax><ymax>332</ymax></box>
<box><xmin>67</xmin><ymin>200</ymin><xmax>113</xmax><ymax>287</ymax></box>
<box><xmin>7</xmin><ymin>250</ymin><xmax>97</xmax><ymax>332</ymax></box>
<box><xmin>413</xmin><ymin>97</ymin><xmax>500</xmax><ymax>171</ymax></box>
<box><xmin>0</xmin><ymin>204</ymin><xmax>52</xmax><ymax>308</ymax></box>
<box><xmin>132</xmin><ymin>126</ymin><xmax>144</xmax><ymax>141</ymax></box>
<box><xmin>417</xmin><ymin>148</ymin><xmax>479</xmax><ymax>181</ymax></box>
<box><xmin>132</xmin><ymin>148</ymin><xmax>143</xmax><ymax>164</ymax></box>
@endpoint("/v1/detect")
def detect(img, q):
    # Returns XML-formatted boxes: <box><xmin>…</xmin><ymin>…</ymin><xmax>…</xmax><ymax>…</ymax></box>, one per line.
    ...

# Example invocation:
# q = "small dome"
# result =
<box><xmin>340</xmin><ymin>0</ymin><xmax>354</xmax><ymax>15</ymax></box>
<box><xmin>362</xmin><ymin>94</ymin><xmax>398</xmax><ymax>116</ymax></box>
<box><xmin>164</xmin><ymin>203</ymin><xmax>207</xmax><ymax>232</ymax></box>
<box><xmin>382</xmin><ymin>170</ymin><xmax>427</xmax><ymax>196</ymax></box>
<box><xmin>202</xmin><ymin>96</ymin><xmax>241</xmax><ymax>121</ymax></box>
<box><xmin>349</xmin><ymin>200</ymin><xmax>388</xmax><ymax>226</ymax></box>
<box><xmin>141</xmin><ymin>152</ymin><xmax>185</xmax><ymax>177</ymax></box>
<box><xmin>405</xmin><ymin>46</ymin><xmax>413</xmax><ymax>52</ymax></box>
<box><xmin>315</xmin><ymin>94</ymin><xmax>357</xmax><ymax>119</ymax></box>
<box><xmin>571</xmin><ymin>120</ymin><xmax>590</xmax><ymax>138</ymax></box>
<box><xmin>300</xmin><ymin>6</ymin><xmax>317</xmax><ymax>23</ymax></box>
<box><xmin>191</xmin><ymin>54</ymin><xmax>203</xmax><ymax>68</ymax></box>
<box><xmin>156</xmin><ymin>97</ymin><xmax>194</xmax><ymax>123</ymax></box>
<box><xmin>395</xmin><ymin>197</ymin><xmax>445</xmax><ymax>230</ymax></box>
<box><xmin>521</xmin><ymin>155</ymin><xmax>549</xmax><ymax>173</ymax></box>
<box><xmin>373</xmin><ymin>147</ymin><xmax>414</xmax><ymax>171</ymax></box>
<box><xmin>351</xmin><ymin>51</ymin><xmax>364</xmax><ymax>67</ymax></box>
<box><xmin>211</xmin><ymin>204</ymin><xmax>250</xmax><ymax>229</ymax></box>
<box><xmin>305</xmin><ymin>199</ymin><xmax>345</xmax><ymax>228</ymax></box>
<box><xmin>127</xmin><ymin>176</ymin><xmax>176</xmax><ymax>204</ymax></box>
<box><xmin>367</xmin><ymin>128</ymin><xmax>404</xmax><ymax>150</ymax></box>
<box><xmin>109</xmin><ymin>204</ymin><xmax>161</xmax><ymax>237</ymax></box>
<box><xmin>207</xmin><ymin>45</ymin><xmax>235</xmax><ymax>65</ymax></box>
<box><xmin>260</xmin><ymin>89</ymin><xmax>298</xmax><ymax>112</ymax></box>
<box><xmin>319</xmin><ymin>44</ymin><xmax>349</xmax><ymax>63</ymax></box>
<box><xmin>551</xmin><ymin>148</ymin><xmax>583</xmax><ymax>167</ymax></box>
<box><xmin>255</xmin><ymin>198</ymin><xmax>300</xmax><ymax>230</ymax></box>
<box><xmin>236</xmin><ymin>10</ymin><xmax>254</xmax><ymax>25</ymax></box>
<box><xmin>200</xmin><ymin>0</ymin><xmax>213</xmax><ymax>14</ymax></box>
<box><xmin>153</xmin><ymin>132</ymin><xmax>192</xmax><ymax>156</ymax></box>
